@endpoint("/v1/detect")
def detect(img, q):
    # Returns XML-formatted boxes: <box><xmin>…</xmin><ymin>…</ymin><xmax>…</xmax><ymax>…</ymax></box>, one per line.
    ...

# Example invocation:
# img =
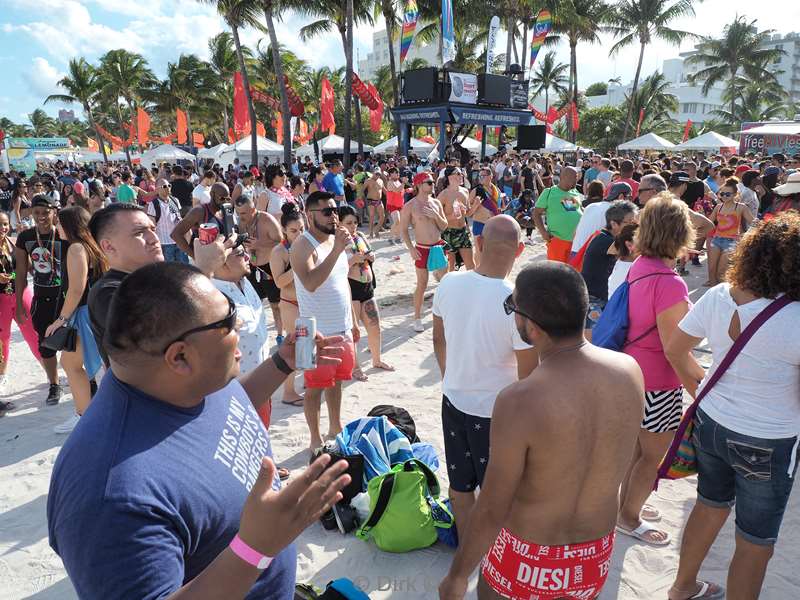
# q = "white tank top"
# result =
<box><xmin>293</xmin><ymin>230</ymin><xmax>353</xmax><ymax>335</ymax></box>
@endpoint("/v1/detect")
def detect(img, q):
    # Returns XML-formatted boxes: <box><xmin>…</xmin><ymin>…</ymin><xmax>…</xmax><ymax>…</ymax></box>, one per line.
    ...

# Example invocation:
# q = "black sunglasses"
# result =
<box><xmin>422</xmin><ymin>180</ymin><xmax>435</xmax><ymax>185</ymax></box>
<box><xmin>719</xmin><ymin>191</ymin><xmax>734</xmax><ymax>197</ymax></box>
<box><xmin>309</xmin><ymin>206</ymin><xmax>337</xmax><ymax>217</ymax></box>
<box><xmin>503</xmin><ymin>294</ymin><xmax>536</xmax><ymax>324</ymax></box>
<box><xmin>161</xmin><ymin>295</ymin><xmax>237</xmax><ymax>353</ymax></box>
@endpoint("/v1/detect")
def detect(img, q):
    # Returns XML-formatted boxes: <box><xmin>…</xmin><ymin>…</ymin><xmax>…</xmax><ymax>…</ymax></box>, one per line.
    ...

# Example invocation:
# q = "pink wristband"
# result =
<box><xmin>229</xmin><ymin>533</ymin><xmax>273</xmax><ymax>570</ymax></box>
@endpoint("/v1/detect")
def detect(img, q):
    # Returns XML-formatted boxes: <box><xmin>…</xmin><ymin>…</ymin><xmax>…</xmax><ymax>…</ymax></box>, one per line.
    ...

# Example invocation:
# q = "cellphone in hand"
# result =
<box><xmin>220</xmin><ymin>202</ymin><xmax>236</xmax><ymax>239</ymax></box>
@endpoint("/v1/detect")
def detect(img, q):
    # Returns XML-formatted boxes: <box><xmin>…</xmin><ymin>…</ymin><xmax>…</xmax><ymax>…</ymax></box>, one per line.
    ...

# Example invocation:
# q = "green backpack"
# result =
<box><xmin>356</xmin><ymin>459</ymin><xmax>452</xmax><ymax>553</ymax></box>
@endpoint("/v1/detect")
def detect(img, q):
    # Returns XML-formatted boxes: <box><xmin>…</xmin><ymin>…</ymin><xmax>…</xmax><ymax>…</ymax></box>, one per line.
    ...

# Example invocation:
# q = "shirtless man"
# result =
<box><xmin>467</xmin><ymin>167</ymin><xmax>502</xmax><ymax>267</ymax></box>
<box><xmin>440</xmin><ymin>261</ymin><xmax>644</xmax><ymax>600</ymax></box>
<box><xmin>364</xmin><ymin>170</ymin><xmax>385</xmax><ymax>239</ymax></box>
<box><xmin>438</xmin><ymin>166</ymin><xmax>474</xmax><ymax>271</ymax></box>
<box><xmin>400</xmin><ymin>171</ymin><xmax>448</xmax><ymax>333</ymax></box>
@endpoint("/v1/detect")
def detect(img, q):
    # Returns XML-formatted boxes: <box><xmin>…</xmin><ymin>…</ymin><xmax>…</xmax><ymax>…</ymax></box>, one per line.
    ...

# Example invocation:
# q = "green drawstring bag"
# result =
<box><xmin>426</xmin><ymin>244</ymin><xmax>448</xmax><ymax>272</ymax></box>
<box><xmin>356</xmin><ymin>459</ymin><xmax>452</xmax><ymax>553</ymax></box>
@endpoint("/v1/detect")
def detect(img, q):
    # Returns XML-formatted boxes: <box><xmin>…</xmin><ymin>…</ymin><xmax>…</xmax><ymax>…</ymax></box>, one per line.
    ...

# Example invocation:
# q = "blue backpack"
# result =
<box><xmin>592</xmin><ymin>272</ymin><xmax>672</xmax><ymax>351</ymax></box>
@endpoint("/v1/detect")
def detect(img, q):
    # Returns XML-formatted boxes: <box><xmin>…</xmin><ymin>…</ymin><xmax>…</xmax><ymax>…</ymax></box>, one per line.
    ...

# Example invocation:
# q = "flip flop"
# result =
<box><xmin>278</xmin><ymin>467</ymin><xmax>290</xmax><ymax>481</ymax></box>
<box><xmin>352</xmin><ymin>370</ymin><xmax>369</xmax><ymax>382</ymax></box>
<box><xmin>616</xmin><ymin>522</ymin><xmax>670</xmax><ymax>546</ymax></box>
<box><xmin>669</xmin><ymin>581</ymin><xmax>725</xmax><ymax>600</ymax></box>
<box><xmin>641</xmin><ymin>504</ymin><xmax>661</xmax><ymax>522</ymax></box>
<box><xmin>281</xmin><ymin>396</ymin><xmax>304</xmax><ymax>406</ymax></box>
<box><xmin>372</xmin><ymin>361</ymin><xmax>395</xmax><ymax>371</ymax></box>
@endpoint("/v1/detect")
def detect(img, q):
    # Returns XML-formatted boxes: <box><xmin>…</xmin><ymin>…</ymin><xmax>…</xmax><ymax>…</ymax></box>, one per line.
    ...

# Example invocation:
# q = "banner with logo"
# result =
<box><xmin>448</xmin><ymin>72</ymin><xmax>477</xmax><ymax>104</ymax></box>
<box><xmin>400</xmin><ymin>0</ymin><xmax>419</xmax><ymax>64</ymax></box>
<box><xmin>441</xmin><ymin>0</ymin><xmax>456</xmax><ymax>64</ymax></box>
<box><xmin>486</xmin><ymin>16</ymin><xmax>500</xmax><ymax>73</ymax></box>
<box><xmin>2</xmin><ymin>137</ymin><xmax>69</xmax><ymax>173</ymax></box>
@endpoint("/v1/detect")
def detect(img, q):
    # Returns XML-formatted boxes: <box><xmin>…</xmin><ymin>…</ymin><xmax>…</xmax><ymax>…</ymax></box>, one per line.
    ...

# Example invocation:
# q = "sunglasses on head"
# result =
<box><xmin>309</xmin><ymin>206</ymin><xmax>337</xmax><ymax>216</ymax></box>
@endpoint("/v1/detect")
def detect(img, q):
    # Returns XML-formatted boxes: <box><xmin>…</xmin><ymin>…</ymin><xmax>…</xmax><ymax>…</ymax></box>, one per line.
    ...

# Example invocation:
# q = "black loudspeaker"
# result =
<box><xmin>517</xmin><ymin>125</ymin><xmax>547</xmax><ymax>150</ymax></box>
<box><xmin>402</xmin><ymin>67</ymin><xmax>439</xmax><ymax>103</ymax></box>
<box><xmin>478</xmin><ymin>73</ymin><xmax>511</xmax><ymax>107</ymax></box>
<box><xmin>510</xmin><ymin>80</ymin><xmax>530</xmax><ymax>109</ymax></box>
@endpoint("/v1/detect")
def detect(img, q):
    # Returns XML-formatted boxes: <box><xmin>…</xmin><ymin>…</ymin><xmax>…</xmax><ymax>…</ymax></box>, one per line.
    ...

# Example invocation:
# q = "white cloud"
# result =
<box><xmin>23</xmin><ymin>57</ymin><xmax>64</xmax><ymax>98</ymax></box>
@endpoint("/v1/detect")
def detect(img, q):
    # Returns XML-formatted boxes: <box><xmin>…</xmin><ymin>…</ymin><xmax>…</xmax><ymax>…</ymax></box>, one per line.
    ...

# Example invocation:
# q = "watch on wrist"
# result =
<box><xmin>229</xmin><ymin>533</ymin><xmax>273</xmax><ymax>570</ymax></box>
<box><xmin>271</xmin><ymin>351</ymin><xmax>294</xmax><ymax>375</ymax></box>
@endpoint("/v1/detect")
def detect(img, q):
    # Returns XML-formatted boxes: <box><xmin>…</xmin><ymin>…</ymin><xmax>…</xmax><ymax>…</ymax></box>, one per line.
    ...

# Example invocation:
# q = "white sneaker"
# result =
<box><xmin>54</xmin><ymin>413</ymin><xmax>80</xmax><ymax>435</ymax></box>
<box><xmin>413</xmin><ymin>319</ymin><xmax>424</xmax><ymax>333</ymax></box>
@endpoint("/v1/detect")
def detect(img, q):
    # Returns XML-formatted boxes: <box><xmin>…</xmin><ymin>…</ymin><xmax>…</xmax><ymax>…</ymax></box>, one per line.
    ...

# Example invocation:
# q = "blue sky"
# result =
<box><xmin>1</xmin><ymin>0</ymin><xmax>798</xmax><ymax>125</ymax></box>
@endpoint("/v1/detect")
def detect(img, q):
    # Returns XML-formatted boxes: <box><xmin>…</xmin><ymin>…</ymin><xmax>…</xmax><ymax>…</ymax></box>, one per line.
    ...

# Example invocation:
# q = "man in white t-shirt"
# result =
<box><xmin>192</xmin><ymin>170</ymin><xmax>215</xmax><ymax>206</ymax></box>
<box><xmin>570</xmin><ymin>181</ymin><xmax>633</xmax><ymax>255</ymax></box>
<box><xmin>432</xmin><ymin>215</ymin><xmax>538</xmax><ymax>531</ymax></box>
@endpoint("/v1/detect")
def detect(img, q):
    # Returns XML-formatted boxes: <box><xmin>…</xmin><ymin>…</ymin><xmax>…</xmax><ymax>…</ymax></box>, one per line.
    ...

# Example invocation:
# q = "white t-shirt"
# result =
<box><xmin>607</xmin><ymin>259</ymin><xmax>633</xmax><ymax>298</ymax></box>
<box><xmin>213</xmin><ymin>278</ymin><xmax>269</xmax><ymax>374</ymax></box>
<box><xmin>192</xmin><ymin>183</ymin><xmax>211</xmax><ymax>205</ymax></box>
<box><xmin>432</xmin><ymin>271</ymin><xmax>532</xmax><ymax>418</ymax></box>
<box><xmin>679</xmin><ymin>283</ymin><xmax>800</xmax><ymax>438</ymax></box>
<box><xmin>570</xmin><ymin>201</ymin><xmax>611</xmax><ymax>252</ymax></box>
<box><xmin>595</xmin><ymin>170</ymin><xmax>612</xmax><ymax>186</ymax></box>
<box><xmin>267</xmin><ymin>189</ymin><xmax>286</xmax><ymax>216</ymax></box>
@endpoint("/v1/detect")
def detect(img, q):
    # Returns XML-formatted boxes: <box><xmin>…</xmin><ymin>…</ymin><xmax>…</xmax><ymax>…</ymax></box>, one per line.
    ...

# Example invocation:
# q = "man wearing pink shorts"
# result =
<box><xmin>291</xmin><ymin>191</ymin><xmax>360</xmax><ymax>451</ymax></box>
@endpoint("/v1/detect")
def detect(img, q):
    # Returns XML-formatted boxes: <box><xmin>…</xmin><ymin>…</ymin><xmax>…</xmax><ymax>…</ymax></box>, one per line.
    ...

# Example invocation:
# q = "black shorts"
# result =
<box><xmin>249</xmin><ymin>264</ymin><xmax>281</xmax><ymax>304</ymax></box>
<box><xmin>31</xmin><ymin>290</ymin><xmax>64</xmax><ymax>359</ymax></box>
<box><xmin>441</xmin><ymin>395</ymin><xmax>491</xmax><ymax>493</ymax></box>
<box><xmin>349</xmin><ymin>278</ymin><xmax>374</xmax><ymax>303</ymax></box>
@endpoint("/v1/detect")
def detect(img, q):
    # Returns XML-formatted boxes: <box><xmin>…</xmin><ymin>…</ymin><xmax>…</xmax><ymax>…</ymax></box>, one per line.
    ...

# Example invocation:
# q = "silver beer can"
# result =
<box><xmin>294</xmin><ymin>317</ymin><xmax>317</xmax><ymax>370</ymax></box>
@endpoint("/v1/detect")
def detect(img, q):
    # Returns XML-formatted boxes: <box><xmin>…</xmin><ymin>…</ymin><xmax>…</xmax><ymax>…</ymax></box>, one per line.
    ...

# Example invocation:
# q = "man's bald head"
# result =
<box><xmin>482</xmin><ymin>215</ymin><xmax>521</xmax><ymax>249</ymax></box>
<box><xmin>559</xmin><ymin>167</ymin><xmax>578</xmax><ymax>190</ymax></box>
<box><xmin>210</xmin><ymin>182</ymin><xmax>230</xmax><ymax>204</ymax></box>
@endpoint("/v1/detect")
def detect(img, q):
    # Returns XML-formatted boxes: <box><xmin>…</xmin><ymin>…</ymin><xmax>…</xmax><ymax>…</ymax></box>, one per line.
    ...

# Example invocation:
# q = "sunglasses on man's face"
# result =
<box><xmin>309</xmin><ymin>206</ymin><xmax>337</xmax><ymax>217</ymax></box>
<box><xmin>161</xmin><ymin>294</ymin><xmax>237</xmax><ymax>354</ymax></box>
<box><xmin>503</xmin><ymin>294</ymin><xmax>537</xmax><ymax>324</ymax></box>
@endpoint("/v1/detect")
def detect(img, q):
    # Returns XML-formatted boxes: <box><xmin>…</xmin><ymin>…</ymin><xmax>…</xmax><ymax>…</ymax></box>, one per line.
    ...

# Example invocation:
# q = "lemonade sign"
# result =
<box><xmin>2</xmin><ymin>137</ymin><xmax>70</xmax><ymax>174</ymax></box>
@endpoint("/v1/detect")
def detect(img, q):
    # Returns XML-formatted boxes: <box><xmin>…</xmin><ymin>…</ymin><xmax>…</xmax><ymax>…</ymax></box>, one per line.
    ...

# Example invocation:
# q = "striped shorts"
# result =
<box><xmin>642</xmin><ymin>387</ymin><xmax>684</xmax><ymax>433</ymax></box>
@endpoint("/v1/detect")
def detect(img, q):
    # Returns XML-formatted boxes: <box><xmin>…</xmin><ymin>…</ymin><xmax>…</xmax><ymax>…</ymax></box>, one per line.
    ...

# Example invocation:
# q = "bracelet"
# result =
<box><xmin>229</xmin><ymin>533</ymin><xmax>273</xmax><ymax>570</ymax></box>
<box><xmin>271</xmin><ymin>351</ymin><xmax>294</xmax><ymax>375</ymax></box>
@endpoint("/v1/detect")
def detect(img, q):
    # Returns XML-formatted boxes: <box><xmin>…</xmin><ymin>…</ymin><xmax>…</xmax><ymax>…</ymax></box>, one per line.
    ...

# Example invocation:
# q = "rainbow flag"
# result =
<box><xmin>400</xmin><ymin>0</ymin><xmax>419</xmax><ymax>64</ymax></box>
<box><xmin>529</xmin><ymin>9</ymin><xmax>552</xmax><ymax>69</ymax></box>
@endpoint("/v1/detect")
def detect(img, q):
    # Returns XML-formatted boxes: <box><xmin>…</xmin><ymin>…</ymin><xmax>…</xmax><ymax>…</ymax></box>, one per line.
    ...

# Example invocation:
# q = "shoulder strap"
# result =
<box><xmin>695</xmin><ymin>295</ymin><xmax>792</xmax><ymax>402</ymax></box>
<box><xmin>403</xmin><ymin>459</ymin><xmax>440</xmax><ymax>497</ymax></box>
<box><xmin>359</xmin><ymin>472</ymin><xmax>396</xmax><ymax>534</ymax></box>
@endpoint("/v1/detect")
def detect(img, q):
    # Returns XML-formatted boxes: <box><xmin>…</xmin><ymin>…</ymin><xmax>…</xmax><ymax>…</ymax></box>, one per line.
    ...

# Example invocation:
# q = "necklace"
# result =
<box><xmin>539</xmin><ymin>340</ymin><xmax>587</xmax><ymax>363</ymax></box>
<box><xmin>35</xmin><ymin>226</ymin><xmax>59</xmax><ymax>286</ymax></box>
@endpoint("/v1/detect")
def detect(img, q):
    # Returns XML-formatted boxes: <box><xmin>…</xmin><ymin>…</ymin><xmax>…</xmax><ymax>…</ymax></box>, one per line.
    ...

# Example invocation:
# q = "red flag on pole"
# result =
<box><xmin>635</xmin><ymin>108</ymin><xmax>645</xmax><ymax>137</ymax></box>
<box><xmin>136</xmin><ymin>108</ymin><xmax>151</xmax><ymax>146</ymax></box>
<box><xmin>320</xmin><ymin>77</ymin><xmax>336</xmax><ymax>135</ymax></box>
<box><xmin>227</xmin><ymin>128</ymin><xmax>235</xmax><ymax>144</ymax></box>
<box><xmin>274</xmin><ymin>114</ymin><xmax>284</xmax><ymax>144</ymax></box>
<box><xmin>475</xmin><ymin>128</ymin><xmax>483</xmax><ymax>141</ymax></box>
<box><xmin>233</xmin><ymin>72</ymin><xmax>250</xmax><ymax>137</ymax></box>
<box><xmin>176</xmin><ymin>109</ymin><xmax>188</xmax><ymax>144</ymax></box>
<box><xmin>367</xmin><ymin>82</ymin><xmax>383</xmax><ymax>133</ymax></box>
<box><xmin>87</xmin><ymin>138</ymin><xmax>99</xmax><ymax>151</ymax></box>
<box><xmin>256</xmin><ymin>121</ymin><xmax>266</xmax><ymax>138</ymax></box>
<box><xmin>682</xmin><ymin>119</ymin><xmax>693</xmax><ymax>142</ymax></box>
<box><xmin>570</xmin><ymin>103</ymin><xmax>579</xmax><ymax>132</ymax></box>
<box><xmin>192</xmin><ymin>132</ymin><xmax>204</xmax><ymax>148</ymax></box>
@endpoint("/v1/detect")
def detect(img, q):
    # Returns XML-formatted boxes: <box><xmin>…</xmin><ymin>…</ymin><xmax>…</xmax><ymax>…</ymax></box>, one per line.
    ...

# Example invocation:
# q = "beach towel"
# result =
<box><xmin>336</xmin><ymin>416</ymin><xmax>414</xmax><ymax>487</ymax></box>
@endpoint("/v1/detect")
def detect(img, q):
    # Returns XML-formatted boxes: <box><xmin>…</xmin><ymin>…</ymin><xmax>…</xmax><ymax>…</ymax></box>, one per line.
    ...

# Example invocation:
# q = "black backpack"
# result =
<box><xmin>151</xmin><ymin>195</ymin><xmax>182</xmax><ymax>224</ymax></box>
<box><xmin>367</xmin><ymin>405</ymin><xmax>420</xmax><ymax>444</ymax></box>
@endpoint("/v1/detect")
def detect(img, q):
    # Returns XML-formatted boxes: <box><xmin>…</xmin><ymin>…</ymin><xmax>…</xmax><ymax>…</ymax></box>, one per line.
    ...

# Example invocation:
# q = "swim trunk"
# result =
<box><xmin>482</xmin><ymin>528</ymin><xmax>615</xmax><ymax>600</ymax></box>
<box><xmin>349</xmin><ymin>278</ymin><xmax>374</xmax><ymax>303</ymax></box>
<box><xmin>303</xmin><ymin>335</ymin><xmax>355</xmax><ymax>389</ymax></box>
<box><xmin>472</xmin><ymin>220</ymin><xmax>486</xmax><ymax>237</ymax></box>
<box><xmin>368</xmin><ymin>198</ymin><xmax>382</xmax><ymax>208</ymax></box>
<box><xmin>414</xmin><ymin>241</ymin><xmax>445</xmax><ymax>270</ymax></box>
<box><xmin>249</xmin><ymin>264</ymin><xmax>281</xmax><ymax>304</ymax></box>
<box><xmin>442</xmin><ymin>227</ymin><xmax>472</xmax><ymax>251</ymax></box>
<box><xmin>642</xmin><ymin>387</ymin><xmax>683</xmax><ymax>433</ymax></box>
<box><xmin>442</xmin><ymin>395</ymin><xmax>491</xmax><ymax>492</ymax></box>
<box><xmin>546</xmin><ymin>236</ymin><xmax>573</xmax><ymax>264</ymax></box>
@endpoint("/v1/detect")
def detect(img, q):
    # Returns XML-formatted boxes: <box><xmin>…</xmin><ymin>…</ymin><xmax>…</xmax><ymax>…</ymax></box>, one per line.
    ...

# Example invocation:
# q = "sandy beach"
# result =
<box><xmin>2</xmin><ymin>234</ymin><xmax>798</xmax><ymax>599</ymax></box>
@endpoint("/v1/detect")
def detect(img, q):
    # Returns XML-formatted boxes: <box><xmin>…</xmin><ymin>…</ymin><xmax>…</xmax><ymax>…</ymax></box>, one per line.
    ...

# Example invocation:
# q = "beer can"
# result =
<box><xmin>198</xmin><ymin>223</ymin><xmax>218</xmax><ymax>245</ymax></box>
<box><xmin>294</xmin><ymin>317</ymin><xmax>317</xmax><ymax>370</ymax></box>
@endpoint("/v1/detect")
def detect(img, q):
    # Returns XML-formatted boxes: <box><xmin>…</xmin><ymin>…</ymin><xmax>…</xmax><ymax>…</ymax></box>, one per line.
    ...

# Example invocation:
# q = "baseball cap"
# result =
<box><xmin>668</xmin><ymin>172</ymin><xmax>690</xmax><ymax>186</ymax></box>
<box><xmin>606</xmin><ymin>182</ymin><xmax>633</xmax><ymax>201</ymax></box>
<box><xmin>444</xmin><ymin>166</ymin><xmax>463</xmax><ymax>178</ymax></box>
<box><xmin>72</xmin><ymin>181</ymin><xmax>85</xmax><ymax>196</ymax></box>
<box><xmin>735</xmin><ymin>164</ymin><xmax>752</xmax><ymax>176</ymax></box>
<box><xmin>764</xmin><ymin>165</ymin><xmax>781</xmax><ymax>177</ymax></box>
<box><xmin>31</xmin><ymin>194</ymin><xmax>58</xmax><ymax>209</ymax></box>
<box><xmin>250</xmin><ymin>166</ymin><xmax>260</xmax><ymax>178</ymax></box>
<box><xmin>710</xmin><ymin>161</ymin><xmax>721</xmax><ymax>169</ymax></box>
<box><xmin>413</xmin><ymin>171</ymin><xmax>433</xmax><ymax>186</ymax></box>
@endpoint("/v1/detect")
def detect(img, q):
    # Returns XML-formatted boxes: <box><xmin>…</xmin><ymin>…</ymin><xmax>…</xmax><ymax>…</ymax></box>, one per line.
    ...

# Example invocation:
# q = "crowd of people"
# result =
<box><xmin>1</xmin><ymin>142</ymin><xmax>799</xmax><ymax>600</ymax></box>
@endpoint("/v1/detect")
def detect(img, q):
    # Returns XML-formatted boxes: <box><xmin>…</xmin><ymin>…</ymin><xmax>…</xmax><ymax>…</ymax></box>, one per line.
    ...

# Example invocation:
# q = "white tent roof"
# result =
<box><xmin>295</xmin><ymin>134</ymin><xmax>374</xmax><ymax>158</ymax></box>
<box><xmin>198</xmin><ymin>143</ymin><xmax>230</xmax><ymax>159</ymax></box>
<box><xmin>227</xmin><ymin>136</ymin><xmax>283</xmax><ymax>153</ymax></box>
<box><xmin>737</xmin><ymin>122</ymin><xmax>800</xmax><ymax>136</ymax></box>
<box><xmin>140</xmin><ymin>144</ymin><xmax>196</xmax><ymax>165</ymax></box>
<box><xmin>373</xmin><ymin>136</ymin><xmax>434</xmax><ymax>155</ymax></box>
<box><xmin>673</xmin><ymin>131</ymin><xmax>739</xmax><ymax>151</ymax></box>
<box><xmin>544</xmin><ymin>133</ymin><xmax>576</xmax><ymax>152</ymax></box>
<box><xmin>457</xmin><ymin>136</ymin><xmax>498</xmax><ymax>155</ymax></box>
<box><xmin>618</xmin><ymin>132</ymin><xmax>675</xmax><ymax>151</ymax></box>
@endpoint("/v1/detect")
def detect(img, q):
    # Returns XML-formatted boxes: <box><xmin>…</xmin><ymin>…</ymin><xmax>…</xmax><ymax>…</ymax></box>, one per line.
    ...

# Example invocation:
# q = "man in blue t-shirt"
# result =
<box><xmin>321</xmin><ymin>159</ymin><xmax>346</xmax><ymax>206</ymax></box>
<box><xmin>47</xmin><ymin>260</ymin><xmax>349</xmax><ymax>600</ymax></box>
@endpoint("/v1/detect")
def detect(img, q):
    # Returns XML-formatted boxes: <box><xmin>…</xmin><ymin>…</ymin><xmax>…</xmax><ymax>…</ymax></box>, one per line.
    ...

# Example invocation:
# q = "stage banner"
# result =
<box><xmin>441</xmin><ymin>0</ymin><xmax>456</xmax><ymax>64</ymax></box>
<box><xmin>448</xmin><ymin>72</ymin><xmax>477</xmax><ymax>104</ymax></box>
<box><xmin>486</xmin><ymin>16</ymin><xmax>501</xmax><ymax>73</ymax></box>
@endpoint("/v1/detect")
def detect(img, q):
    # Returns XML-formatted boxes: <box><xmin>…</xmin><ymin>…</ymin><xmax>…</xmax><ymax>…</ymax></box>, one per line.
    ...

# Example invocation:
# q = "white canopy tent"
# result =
<box><xmin>198</xmin><ymin>143</ymin><xmax>229</xmax><ymax>160</ymax></box>
<box><xmin>673</xmin><ymin>131</ymin><xmax>739</xmax><ymax>151</ymax></box>
<box><xmin>373</xmin><ymin>136</ymin><xmax>434</xmax><ymax>156</ymax></box>
<box><xmin>427</xmin><ymin>136</ymin><xmax>498</xmax><ymax>161</ymax></box>
<box><xmin>295</xmin><ymin>134</ymin><xmax>374</xmax><ymax>159</ymax></box>
<box><xmin>218</xmin><ymin>136</ymin><xmax>284</xmax><ymax>168</ymax></box>
<box><xmin>140</xmin><ymin>144</ymin><xmax>196</xmax><ymax>165</ymax></box>
<box><xmin>618</xmin><ymin>132</ymin><xmax>675</xmax><ymax>151</ymax></box>
<box><xmin>512</xmin><ymin>133</ymin><xmax>576</xmax><ymax>152</ymax></box>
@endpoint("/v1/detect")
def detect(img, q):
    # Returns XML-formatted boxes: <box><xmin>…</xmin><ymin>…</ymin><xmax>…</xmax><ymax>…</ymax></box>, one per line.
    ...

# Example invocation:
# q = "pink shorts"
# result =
<box><xmin>482</xmin><ymin>528</ymin><xmax>615</xmax><ymax>600</ymax></box>
<box><xmin>303</xmin><ymin>337</ymin><xmax>355</xmax><ymax>389</ymax></box>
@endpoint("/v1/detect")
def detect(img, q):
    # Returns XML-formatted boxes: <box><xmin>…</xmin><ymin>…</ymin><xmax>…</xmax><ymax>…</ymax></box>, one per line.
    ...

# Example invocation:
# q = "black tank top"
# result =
<box><xmin>682</xmin><ymin>180</ymin><xmax>705</xmax><ymax>207</ymax></box>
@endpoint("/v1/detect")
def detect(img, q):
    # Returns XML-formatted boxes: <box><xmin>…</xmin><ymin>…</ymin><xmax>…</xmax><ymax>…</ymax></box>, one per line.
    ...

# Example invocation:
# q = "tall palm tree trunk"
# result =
<box><xmin>223</xmin><ymin>108</ymin><xmax>230</xmax><ymax>141</ymax></box>
<box><xmin>569</xmin><ymin>40</ymin><xmax>577</xmax><ymax>142</ymax></box>
<box><xmin>505</xmin><ymin>15</ymin><xmax>514</xmax><ymax>72</ymax></box>
<box><xmin>115</xmin><ymin>103</ymin><xmax>132</xmax><ymax>166</ymax></box>
<box><xmin>512</xmin><ymin>22</ymin><xmax>519</xmax><ymax>64</ymax></box>
<box><xmin>521</xmin><ymin>21</ymin><xmax>529</xmax><ymax>77</ymax></box>
<box><xmin>186</xmin><ymin>108</ymin><xmax>194</xmax><ymax>151</ymax></box>
<box><xmin>355</xmin><ymin>97</ymin><xmax>364</xmax><ymax>154</ymax></box>
<box><xmin>85</xmin><ymin>103</ymin><xmax>108</xmax><ymax>164</ymax></box>
<box><xmin>230</xmin><ymin>22</ymin><xmax>258</xmax><ymax>166</ymax></box>
<box><xmin>545</xmin><ymin>89</ymin><xmax>549</xmax><ymax>115</ymax></box>
<box><xmin>264</xmin><ymin>2</ymin><xmax>293</xmax><ymax>165</ymax></box>
<box><xmin>622</xmin><ymin>40</ymin><xmax>646</xmax><ymax>141</ymax></box>
<box><xmin>342</xmin><ymin>0</ymin><xmax>354</xmax><ymax>169</ymax></box>
<box><xmin>728</xmin><ymin>64</ymin><xmax>737</xmax><ymax>126</ymax></box>
<box><xmin>383</xmin><ymin>3</ymin><xmax>400</xmax><ymax>136</ymax></box>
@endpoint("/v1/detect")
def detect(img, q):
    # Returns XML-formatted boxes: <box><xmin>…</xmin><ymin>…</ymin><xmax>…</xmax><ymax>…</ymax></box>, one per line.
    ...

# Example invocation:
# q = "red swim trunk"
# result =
<box><xmin>414</xmin><ymin>241</ymin><xmax>445</xmax><ymax>269</ymax></box>
<box><xmin>303</xmin><ymin>336</ymin><xmax>355</xmax><ymax>389</ymax></box>
<box><xmin>481</xmin><ymin>528</ymin><xmax>615</xmax><ymax>600</ymax></box>
<box><xmin>546</xmin><ymin>236</ymin><xmax>573</xmax><ymax>263</ymax></box>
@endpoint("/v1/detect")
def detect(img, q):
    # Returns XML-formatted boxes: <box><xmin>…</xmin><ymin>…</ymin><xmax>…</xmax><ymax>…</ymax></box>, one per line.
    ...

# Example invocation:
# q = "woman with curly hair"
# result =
<box><xmin>665</xmin><ymin>212</ymin><xmax>800</xmax><ymax>600</ymax></box>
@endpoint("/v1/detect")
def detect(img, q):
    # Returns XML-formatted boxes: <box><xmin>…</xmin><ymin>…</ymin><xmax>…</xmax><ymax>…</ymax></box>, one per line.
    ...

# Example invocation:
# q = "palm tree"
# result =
<box><xmin>262</xmin><ymin>0</ymin><xmax>293</xmax><ymax>164</ymax></box>
<box><xmin>712</xmin><ymin>80</ymin><xmax>789</xmax><ymax>125</ymax></box>
<box><xmin>551</xmin><ymin>0</ymin><xmax>611</xmax><ymax>140</ymax></box>
<box><xmin>44</xmin><ymin>58</ymin><xmax>108</xmax><ymax>162</ymax></box>
<box><xmin>607</xmin><ymin>0</ymin><xmax>697</xmax><ymax>140</ymax></box>
<box><xmin>375</xmin><ymin>0</ymin><xmax>400</xmax><ymax>112</ymax></box>
<box><xmin>686</xmin><ymin>16</ymin><xmax>785</xmax><ymax>125</ymax></box>
<box><xmin>207</xmin><ymin>32</ymin><xmax>250</xmax><ymax>138</ymax></box>
<box><xmin>201</xmin><ymin>0</ymin><xmax>264</xmax><ymax>165</ymax></box>
<box><xmin>529</xmin><ymin>51</ymin><xmax>568</xmax><ymax>113</ymax></box>
<box><xmin>620</xmin><ymin>71</ymin><xmax>679</xmax><ymax>137</ymax></box>
<box><xmin>27</xmin><ymin>109</ymin><xmax>57</xmax><ymax>137</ymax></box>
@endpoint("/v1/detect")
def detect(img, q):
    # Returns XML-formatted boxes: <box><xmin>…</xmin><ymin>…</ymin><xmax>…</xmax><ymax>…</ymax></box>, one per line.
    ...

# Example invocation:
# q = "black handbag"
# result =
<box><xmin>42</xmin><ymin>323</ymin><xmax>78</xmax><ymax>352</ymax></box>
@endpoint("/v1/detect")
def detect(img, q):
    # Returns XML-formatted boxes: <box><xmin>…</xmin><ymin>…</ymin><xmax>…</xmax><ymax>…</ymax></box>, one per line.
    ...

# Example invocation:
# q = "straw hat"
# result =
<box><xmin>773</xmin><ymin>172</ymin><xmax>800</xmax><ymax>196</ymax></box>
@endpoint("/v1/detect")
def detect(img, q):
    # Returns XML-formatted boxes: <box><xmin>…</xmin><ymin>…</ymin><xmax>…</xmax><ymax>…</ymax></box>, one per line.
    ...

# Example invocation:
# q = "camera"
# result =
<box><xmin>220</xmin><ymin>202</ymin><xmax>236</xmax><ymax>239</ymax></box>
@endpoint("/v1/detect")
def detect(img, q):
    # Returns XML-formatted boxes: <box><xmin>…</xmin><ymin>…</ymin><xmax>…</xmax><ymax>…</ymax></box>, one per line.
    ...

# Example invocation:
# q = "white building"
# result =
<box><xmin>358</xmin><ymin>28</ymin><xmax>441</xmax><ymax>82</ymax></box>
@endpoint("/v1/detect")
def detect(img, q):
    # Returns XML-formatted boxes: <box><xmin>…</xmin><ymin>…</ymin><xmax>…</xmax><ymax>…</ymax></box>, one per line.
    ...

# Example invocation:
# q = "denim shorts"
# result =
<box><xmin>710</xmin><ymin>236</ymin><xmax>737</xmax><ymax>253</ymax></box>
<box><xmin>585</xmin><ymin>295</ymin><xmax>607</xmax><ymax>330</ymax></box>
<box><xmin>692</xmin><ymin>408</ymin><xmax>800</xmax><ymax>545</ymax></box>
